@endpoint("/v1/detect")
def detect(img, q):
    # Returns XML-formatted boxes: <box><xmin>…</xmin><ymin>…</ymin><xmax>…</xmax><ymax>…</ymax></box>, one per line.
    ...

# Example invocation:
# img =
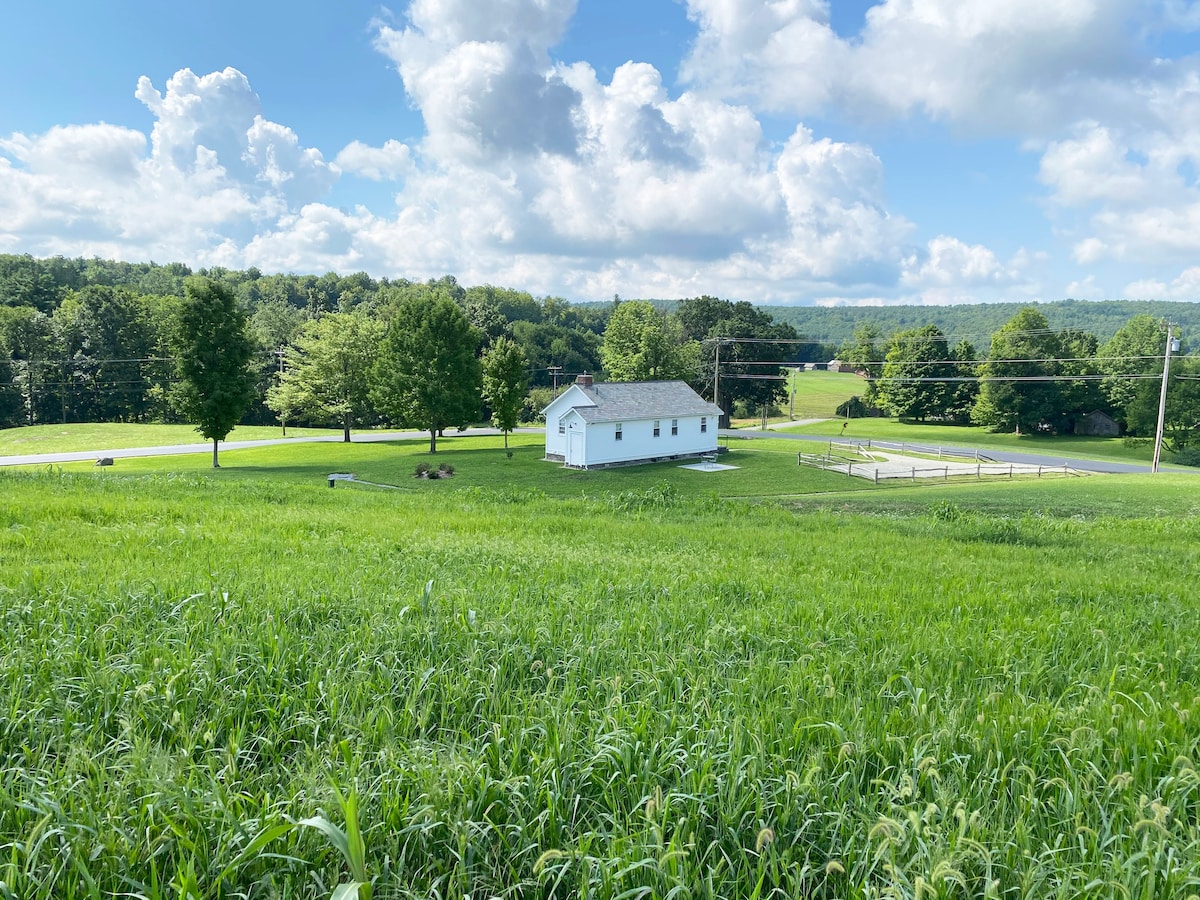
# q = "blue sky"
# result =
<box><xmin>2</xmin><ymin>1</ymin><xmax>1199</xmax><ymax>306</ymax></box>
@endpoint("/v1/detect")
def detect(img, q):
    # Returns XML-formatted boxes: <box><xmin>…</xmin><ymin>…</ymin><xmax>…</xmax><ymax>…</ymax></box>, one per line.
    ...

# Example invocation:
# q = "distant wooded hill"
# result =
<box><xmin>759</xmin><ymin>299</ymin><xmax>1200</xmax><ymax>346</ymax></box>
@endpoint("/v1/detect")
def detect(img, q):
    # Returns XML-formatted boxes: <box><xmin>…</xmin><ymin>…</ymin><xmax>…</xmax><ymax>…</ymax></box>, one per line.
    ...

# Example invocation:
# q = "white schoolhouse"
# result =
<box><xmin>543</xmin><ymin>375</ymin><xmax>723</xmax><ymax>469</ymax></box>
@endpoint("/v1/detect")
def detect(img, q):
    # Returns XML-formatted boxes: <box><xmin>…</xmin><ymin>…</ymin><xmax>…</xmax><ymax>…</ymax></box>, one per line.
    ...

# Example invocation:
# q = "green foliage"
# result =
<box><xmin>0</xmin><ymin>355</ymin><xmax>21</xmax><ymax>427</ymax></box>
<box><xmin>1171</xmin><ymin>445</ymin><xmax>1200</xmax><ymax>466</ymax></box>
<box><xmin>1054</xmin><ymin>327</ymin><xmax>1106</xmax><ymax>432</ymax></box>
<box><xmin>521</xmin><ymin>385</ymin><xmax>558</xmax><ymax>423</ymax></box>
<box><xmin>973</xmin><ymin>307</ymin><xmax>1063</xmax><ymax>433</ymax></box>
<box><xmin>876</xmin><ymin>324</ymin><xmax>953</xmax><ymax>421</ymax></box>
<box><xmin>0</xmin><ymin>306</ymin><xmax>62</xmax><ymax>424</ymax></box>
<box><xmin>601</xmin><ymin>300</ymin><xmax>693</xmax><ymax>382</ymax></box>
<box><xmin>481</xmin><ymin>336</ymin><xmax>529</xmax><ymax>448</ymax></box>
<box><xmin>1127</xmin><ymin>356</ymin><xmax>1200</xmax><ymax>450</ymax></box>
<box><xmin>678</xmin><ymin>296</ymin><xmax>800</xmax><ymax>418</ymax></box>
<box><xmin>267</xmin><ymin>312</ymin><xmax>383</xmax><ymax>441</ymax></box>
<box><xmin>836</xmin><ymin>395</ymin><xmax>870</xmax><ymax>418</ymax></box>
<box><xmin>1100</xmin><ymin>314</ymin><xmax>1166</xmax><ymax>421</ymax></box>
<box><xmin>765</xmin><ymin>297</ymin><xmax>1200</xmax><ymax>346</ymax></box>
<box><xmin>50</xmin><ymin>285</ymin><xmax>176</xmax><ymax>423</ymax></box>
<box><xmin>375</xmin><ymin>292</ymin><xmax>482</xmax><ymax>452</ymax></box>
<box><xmin>298</xmin><ymin>789</ymin><xmax>372</xmax><ymax>900</ymax></box>
<box><xmin>510</xmin><ymin>319</ymin><xmax>603</xmax><ymax>387</ymax></box>
<box><xmin>173</xmin><ymin>278</ymin><xmax>258</xmax><ymax>465</ymax></box>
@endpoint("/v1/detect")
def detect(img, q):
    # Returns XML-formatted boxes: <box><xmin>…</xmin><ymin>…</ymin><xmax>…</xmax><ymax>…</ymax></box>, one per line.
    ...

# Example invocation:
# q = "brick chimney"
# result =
<box><xmin>576</xmin><ymin>373</ymin><xmax>594</xmax><ymax>388</ymax></box>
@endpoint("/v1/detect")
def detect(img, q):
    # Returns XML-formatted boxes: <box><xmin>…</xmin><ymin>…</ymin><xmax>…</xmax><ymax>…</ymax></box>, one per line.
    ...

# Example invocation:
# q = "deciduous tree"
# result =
<box><xmin>375</xmin><ymin>294</ymin><xmax>482</xmax><ymax>453</ymax></box>
<box><xmin>600</xmin><ymin>300</ymin><xmax>692</xmax><ymax>382</ymax></box>
<box><xmin>1100</xmin><ymin>314</ymin><xmax>1165</xmax><ymax>424</ymax></box>
<box><xmin>174</xmin><ymin>278</ymin><xmax>258</xmax><ymax>467</ymax></box>
<box><xmin>973</xmin><ymin>307</ymin><xmax>1062</xmax><ymax>434</ymax></box>
<box><xmin>675</xmin><ymin>296</ymin><xmax>798</xmax><ymax>421</ymax></box>
<box><xmin>267</xmin><ymin>312</ymin><xmax>383</xmax><ymax>442</ymax></box>
<box><xmin>1127</xmin><ymin>355</ymin><xmax>1200</xmax><ymax>450</ymax></box>
<box><xmin>481</xmin><ymin>336</ymin><xmax>528</xmax><ymax>450</ymax></box>
<box><xmin>876</xmin><ymin>325</ymin><xmax>953</xmax><ymax>421</ymax></box>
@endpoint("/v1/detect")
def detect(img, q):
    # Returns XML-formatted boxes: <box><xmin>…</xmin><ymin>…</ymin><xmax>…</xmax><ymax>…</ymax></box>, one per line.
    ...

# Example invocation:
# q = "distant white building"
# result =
<box><xmin>543</xmin><ymin>375</ymin><xmax>723</xmax><ymax>469</ymax></box>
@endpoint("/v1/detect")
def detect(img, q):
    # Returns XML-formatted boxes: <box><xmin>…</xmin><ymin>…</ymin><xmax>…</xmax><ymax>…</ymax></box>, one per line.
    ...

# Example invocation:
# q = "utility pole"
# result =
<box><xmin>1152</xmin><ymin>322</ymin><xmax>1179</xmax><ymax>474</ymax></box>
<box><xmin>789</xmin><ymin>367</ymin><xmax>796</xmax><ymax>420</ymax></box>
<box><xmin>276</xmin><ymin>346</ymin><xmax>288</xmax><ymax>436</ymax></box>
<box><xmin>713</xmin><ymin>340</ymin><xmax>721</xmax><ymax>419</ymax></box>
<box><xmin>549</xmin><ymin>365</ymin><xmax>563</xmax><ymax>398</ymax></box>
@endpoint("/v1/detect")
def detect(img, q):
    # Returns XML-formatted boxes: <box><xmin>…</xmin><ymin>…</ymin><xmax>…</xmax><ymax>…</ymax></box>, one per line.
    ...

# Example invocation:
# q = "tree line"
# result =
<box><xmin>764</xmin><ymin>298</ymin><xmax>1200</xmax><ymax>347</ymax></box>
<box><xmin>0</xmin><ymin>254</ymin><xmax>825</xmax><ymax>438</ymax></box>
<box><xmin>841</xmin><ymin>307</ymin><xmax>1199</xmax><ymax>452</ymax></box>
<box><xmin>1</xmin><ymin>254</ymin><xmax>1195</xmax><ymax>456</ymax></box>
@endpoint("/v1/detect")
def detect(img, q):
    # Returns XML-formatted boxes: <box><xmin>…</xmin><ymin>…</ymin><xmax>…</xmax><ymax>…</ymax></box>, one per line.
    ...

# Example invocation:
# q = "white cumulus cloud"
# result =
<box><xmin>0</xmin><ymin>66</ymin><xmax>336</xmax><ymax>264</ymax></box>
<box><xmin>335</xmin><ymin>140</ymin><xmax>414</xmax><ymax>181</ymax></box>
<box><xmin>1124</xmin><ymin>266</ymin><xmax>1200</xmax><ymax>300</ymax></box>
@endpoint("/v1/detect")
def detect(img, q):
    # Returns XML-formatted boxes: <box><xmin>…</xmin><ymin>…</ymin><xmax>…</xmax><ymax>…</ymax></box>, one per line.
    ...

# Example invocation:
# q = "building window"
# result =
<box><xmin>653</xmin><ymin>420</ymin><xmax>660</xmax><ymax>437</ymax></box>
<box><xmin>615</xmin><ymin>423</ymin><xmax>622</xmax><ymax>441</ymax></box>
<box><xmin>557</xmin><ymin>419</ymin><xmax>565</xmax><ymax>435</ymax></box>
<box><xmin>701</xmin><ymin>416</ymin><xmax>707</xmax><ymax>433</ymax></box>
<box><xmin>671</xmin><ymin>419</ymin><xmax>678</xmax><ymax>436</ymax></box>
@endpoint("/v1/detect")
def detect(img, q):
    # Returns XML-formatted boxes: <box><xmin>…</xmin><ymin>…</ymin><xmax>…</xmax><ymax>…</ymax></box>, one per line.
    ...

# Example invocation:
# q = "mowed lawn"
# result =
<box><xmin>779</xmin><ymin>417</ymin><xmax>1169</xmax><ymax>467</ymax></box>
<box><xmin>1</xmin><ymin>443</ymin><xmax>1198</xmax><ymax>897</ymax></box>
<box><xmin>0</xmin><ymin>421</ymin><xmax>345</xmax><ymax>455</ymax></box>
<box><xmin>56</xmin><ymin>432</ymin><xmax>875</xmax><ymax>499</ymax></box>
<box><xmin>782</xmin><ymin>370</ymin><xmax>865</xmax><ymax>419</ymax></box>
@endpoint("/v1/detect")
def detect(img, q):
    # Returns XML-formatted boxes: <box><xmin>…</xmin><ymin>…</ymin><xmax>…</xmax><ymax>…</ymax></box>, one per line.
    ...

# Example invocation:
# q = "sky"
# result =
<box><xmin>2</xmin><ymin>1</ymin><xmax>1200</xmax><ymax>307</ymax></box>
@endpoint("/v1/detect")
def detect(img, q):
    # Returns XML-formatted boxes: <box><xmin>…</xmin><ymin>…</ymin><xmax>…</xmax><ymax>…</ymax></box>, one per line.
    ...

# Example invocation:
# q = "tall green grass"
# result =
<box><xmin>0</xmin><ymin>462</ymin><xmax>1197</xmax><ymax>898</ymax></box>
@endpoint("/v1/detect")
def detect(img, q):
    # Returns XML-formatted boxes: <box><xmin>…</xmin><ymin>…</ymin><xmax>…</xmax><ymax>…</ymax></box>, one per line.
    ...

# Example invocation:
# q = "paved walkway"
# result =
<box><xmin>0</xmin><ymin>427</ymin><xmax>540</xmax><ymax>467</ymax></box>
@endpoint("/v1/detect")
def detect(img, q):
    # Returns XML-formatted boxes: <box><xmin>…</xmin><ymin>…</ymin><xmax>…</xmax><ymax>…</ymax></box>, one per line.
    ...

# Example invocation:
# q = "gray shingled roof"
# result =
<box><xmin>566</xmin><ymin>381</ymin><xmax>723</xmax><ymax>423</ymax></box>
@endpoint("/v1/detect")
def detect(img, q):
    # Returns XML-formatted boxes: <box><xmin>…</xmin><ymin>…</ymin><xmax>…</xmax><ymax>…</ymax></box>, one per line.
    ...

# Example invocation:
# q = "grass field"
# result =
<box><xmin>777</xmin><ymin>417</ymin><xmax>1169</xmax><ymax>466</ymax></box>
<box><xmin>1</xmin><ymin>439</ymin><xmax>1198</xmax><ymax>898</ymax></box>
<box><xmin>729</xmin><ymin>371</ymin><xmax>862</xmax><ymax>426</ymax></box>
<box><xmin>0</xmin><ymin>422</ymin><xmax>345</xmax><ymax>455</ymax></box>
<box><xmin>52</xmin><ymin>433</ymin><xmax>869</xmax><ymax>499</ymax></box>
<box><xmin>784</xmin><ymin>370</ymin><xmax>864</xmax><ymax>419</ymax></box>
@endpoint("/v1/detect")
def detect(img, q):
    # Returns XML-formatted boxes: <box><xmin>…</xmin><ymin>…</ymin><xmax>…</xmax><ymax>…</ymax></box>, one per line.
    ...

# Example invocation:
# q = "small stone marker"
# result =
<box><xmin>327</xmin><ymin>473</ymin><xmax>354</xmax><ymax>488</ymax></box>
<box><xmin>95</xmin><ymin>457</ymin><xmax>114</xmax><ymax>467</ymax></box>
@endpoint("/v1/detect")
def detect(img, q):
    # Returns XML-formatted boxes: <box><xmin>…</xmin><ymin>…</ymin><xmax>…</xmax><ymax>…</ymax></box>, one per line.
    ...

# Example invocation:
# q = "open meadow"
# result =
<box><xmin>1</xmin><ymin>434</ymin><xmax>1198</xmax><ymax>898</ymax></box>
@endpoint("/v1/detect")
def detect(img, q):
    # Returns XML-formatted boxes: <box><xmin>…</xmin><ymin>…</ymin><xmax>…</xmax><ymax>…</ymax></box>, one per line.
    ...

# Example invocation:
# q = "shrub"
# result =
<box><xmin>836</xmin><ymin>395</ymin><xmax>869</xmax><ymax>418</ymax></box>
<box><xmin>438</xmin><ymin>463</ymin><xmax>455</xmax><ymax>476</ymax></box>
<box><xmin>521</xmin><ymin>386</ymin><xmax>557</xmax><ymax>423</ymax></box>
<box><xmin>414</xmin><ymin>462</ymin><xmax>430</xmax><ymax>478</ymax></box>
<box><xmin>1171</xmin><ymin>446</ymin><xmax>1200</xmax><ymax>467</ymax></box>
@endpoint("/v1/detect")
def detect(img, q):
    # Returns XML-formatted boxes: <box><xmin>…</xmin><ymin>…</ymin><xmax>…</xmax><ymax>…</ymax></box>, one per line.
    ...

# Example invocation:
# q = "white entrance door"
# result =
<box><xmin>568</xmin><ymin>430</ymin><xmax>584</xmax><ymax>467</ymax></box>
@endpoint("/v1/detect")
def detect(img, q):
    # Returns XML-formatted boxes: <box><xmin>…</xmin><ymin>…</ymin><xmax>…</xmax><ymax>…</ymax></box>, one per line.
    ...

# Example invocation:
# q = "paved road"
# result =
<box><xmin>717</xmin><ymin>428</ymin><xmax>1191</xmax><ymax>475</ymax></box>
<box><xmin>0</xmin><ymin>427</ymin><xmax>541</xmax><ymax>468</ymax></box>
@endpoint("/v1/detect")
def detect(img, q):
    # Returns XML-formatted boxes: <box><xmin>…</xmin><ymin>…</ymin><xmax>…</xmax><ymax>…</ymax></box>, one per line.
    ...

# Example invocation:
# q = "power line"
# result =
<box><xmin>732</xmin><ymin>354</ymin><xmax>1170</xmax><ymax>367</ymax></box>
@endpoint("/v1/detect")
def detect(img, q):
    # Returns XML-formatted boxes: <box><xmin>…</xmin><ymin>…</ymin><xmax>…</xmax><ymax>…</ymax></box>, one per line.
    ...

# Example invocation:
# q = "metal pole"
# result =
<box><xmin>789</xmin><ymin>367</ymin><xmax>795</xmax><ymax>420</ymax></box>
<box><xmin>1152</xmin><ymin>323</ymin><xmax>1175</xmax><ymax>474</ymax></box>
